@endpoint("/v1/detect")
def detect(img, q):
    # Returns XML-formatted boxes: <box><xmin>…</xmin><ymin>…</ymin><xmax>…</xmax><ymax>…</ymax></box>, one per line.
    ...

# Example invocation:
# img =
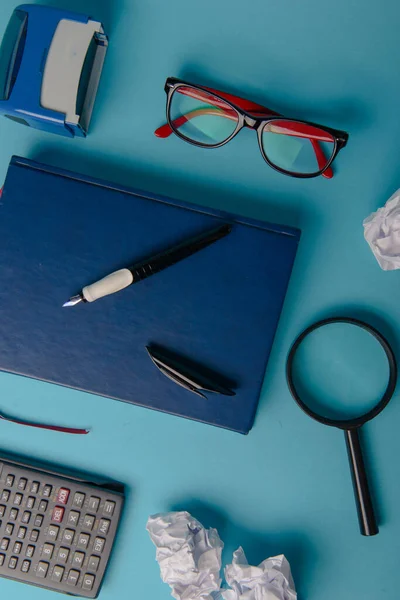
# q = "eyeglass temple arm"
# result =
<box><xmin>155</xmin><ymin>85</ymin><xmax>333</xmax><ymax>179</ymax></box>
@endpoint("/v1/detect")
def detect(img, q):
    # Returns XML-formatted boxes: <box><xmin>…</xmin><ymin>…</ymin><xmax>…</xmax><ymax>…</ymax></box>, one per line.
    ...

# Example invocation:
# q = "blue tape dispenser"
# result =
<box><xmin>0</xmin><ymin>4</ymin><xmax>108</xmax><ymax>137</ymax></box>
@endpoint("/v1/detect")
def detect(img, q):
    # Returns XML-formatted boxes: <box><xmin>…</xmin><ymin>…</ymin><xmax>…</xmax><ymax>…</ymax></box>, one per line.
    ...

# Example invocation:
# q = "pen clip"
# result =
<box><xmin>146</xmin><ymin>345</ymin><xmax>236</xmax><ymax>398</ymax></box>
<box><xmin>155</xmin><ymin>364</ymin><xmax>207</xmax><ymax>399</ymax></box>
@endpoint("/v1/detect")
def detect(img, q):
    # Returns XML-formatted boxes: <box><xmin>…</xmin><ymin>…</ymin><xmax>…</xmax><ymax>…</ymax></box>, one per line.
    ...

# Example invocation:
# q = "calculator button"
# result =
<box><xmin>43</xmin><ymin>485</ymin><xmax>52</xmax><ymax>498</ymax></box>
<box><xmin>22</xmin><ymin>511</ymin><xmax>31</xmax><ymax>524</ymax></box>
<box><xmin>26</xmin><ymin>496</ymin><xmax>35</xmax><ymax>509</ymax></box>
<box><xmin>18</xmin><ymin>478</ymin><xmax>27</xmax><ymax>491</ymax></box>
<box><xmin>13</xmin><ymin>541</ymin><xmax>22</xmax><ymax>554</ymax></box>
<box><xmin>21</xmin><ymin>560</ymin><xmax>31</xmax><ymax>573</ymax></box>
<box><xmin>26</xmin><ymin>545</ymin><xmax>35</xmax><ymax>558</ymax></box>
<box><xmin>67</xmin><ymin>569</ymin><xmax>80</xmax><ymax>586</ymax></box>
<box><xmin>63</xmin><ymin>529</ymin><xmax>75</xmax><ymax>544</ymax></box>
<box><xmin>17</xmin><ymin>526</ymin><xmax>27</xmax><ymax>539</ymax></box>
<box><xmin>93</xmin><ymin>537</ymin><xmax>105</xmax><ymax>553</ymax></box>
<box><xmin>73</xmin><ymin>492</ymin><xmax>85</xmax><ymax>508</ymax></box>
<box><xmin>14</xmin><ymin>493</ymin><xmax>23</xmax><ymax>506</ymax></box>
<box><xmin>0</xmin><ymin>553</ymin><xmax>4</xmax><ymax>566</ymax></box>
<box><xmin>0</xmin><ymin>505</ymin><xmax>5</xmax><ymax>517</ymax></box>
<box><xmin>5</xmin><ymin>523</ymin><xmax>14</xmax><ymax>536</ymax></box>
<box><xmin>88</xmin><ymin>496</ymin><xmax>100</xmax><ymax>512</ymax></box>
<box><xmin>1</xmin><ymin>538</ymin><xmax>10</xmax><ymax>551</ymax></box>
<box><xmin>52</xmin><ymin>565</ymin><xmax>65</xmax><ymax>582</ymax></box>
<box><xmin>68</xmin><ymin>510</ymin><xmax>80</xmax><ymax>526</ymax></box>
<box><xmin>5</xmin><ymin>475</ymin><xmax>14</xmax><ymax>487</ymax></box>
<box><xmin>57</xmin><ymin>547</ymin><xmax>70</xmax><ymax>563</ymax></box>
<box><xmin>9</xmin><ymin>508</ymin><xmax>18</xmax><ymax>521</ymax></box>
<box><xmin>42</xmin><ymin>543</ymin><xmax>55</xmax><ymax>559</ymax></box>
<box><xmin>98</xmin><ymin>518</ymin><xmax>111</xmax><ymax>535</ymax></box>
<box><xmin>34</xmin><ymin>515</ymin><xmax>44</xmax><ymax>527</ymax></box>
<box><xmin>84</xmin><ymin>514</ymin><xmax>95</xmax><ymax>530</ymax></box>
<box><xmin>1</xmin><ymin>490</ymin><xmax>10</xmax><ymax>502</ymax></box>
<box><xmin>8</xmin><ymin>556</ymin><xmax>18</xmax><ymax>569</ymax></box>
<box><xmin>73</xmin><ymin>551</ymin><xmax>85</xmax><ymax>567</ymax></box>
<box><xmin>31</xmin><ymin>481</ymin><xmax>40</xmax><ymax>494</ymax></box>
<box><xmin>47</xmin><ymin>525</ymin><xmax>60</xmax><ymax>540</ymax></box>
<box><xmin>103</xmin><ymin>500</ymin><xmax>115</xmax><ymax>516</ymax></box>
<box><xmin>78</xmin><ymin>533</ymin><xmax>90</xmax><ymax>549</ymax></box>
<box><xmin>82</xmin><ymin>573</ymin><xmax>95</xmax><ymax>591</ymax></box>
<box><xmin>30</xmin><ymin>530</ymin><xmax>39</xmax><ymax>542</ymax></box>
<box><xmin>88</xmin><ymin>555</ymin><xmax>100</xmax><ymax>572</ymax></box>
<box><xmin>36</xmin><ymin>561</ymin><xmax>49</xmax><ymax>578</ymax></box>
<box><xmin>39</xmin><ymin>500</ymin><xmax>48</xmax><ymax>512</ymax></box>
<box><xmin>57</xmin><ymin>488</ymin><xmax>70</xmax><ymax>505</ymax></box>
<box><xmin>52</xmin><ymin>506</ymin><xmax>65</xmax><ymax>523</ymax></box>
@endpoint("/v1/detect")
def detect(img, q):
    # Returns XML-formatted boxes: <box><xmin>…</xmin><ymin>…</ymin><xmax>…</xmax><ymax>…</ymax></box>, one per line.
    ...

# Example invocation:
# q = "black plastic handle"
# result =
<box><xmin>345</xmin><ymin>428</ymin><xmax>378</xmax><ymax>536</ymax></box>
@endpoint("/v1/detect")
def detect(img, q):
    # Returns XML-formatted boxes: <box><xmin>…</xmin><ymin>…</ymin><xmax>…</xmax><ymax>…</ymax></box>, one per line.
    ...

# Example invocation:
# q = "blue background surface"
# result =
<box><xmin>0</xmin><ymin>1</ymin><xmax>399</xmax><ymax>598</ymax></box>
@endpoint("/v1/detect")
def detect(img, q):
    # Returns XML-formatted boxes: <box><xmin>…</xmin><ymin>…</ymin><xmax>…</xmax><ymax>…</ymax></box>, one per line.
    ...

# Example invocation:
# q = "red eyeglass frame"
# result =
<box><xmin>155</xmin><ymin>77</ymin><xmax>349</xmax><ymax>179</ymax></box>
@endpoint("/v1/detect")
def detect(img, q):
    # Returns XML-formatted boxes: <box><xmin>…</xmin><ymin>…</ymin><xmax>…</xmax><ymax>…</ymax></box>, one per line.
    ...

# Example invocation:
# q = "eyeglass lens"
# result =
<box><xmin>169</xmin><ymin>86</ymin><xmax>239</xmax><ymax>146</ymax></box>
<box><xmin>261</xmin><ymin>119</ymin><xmax>335</xmax><ymax>175</ymax></box>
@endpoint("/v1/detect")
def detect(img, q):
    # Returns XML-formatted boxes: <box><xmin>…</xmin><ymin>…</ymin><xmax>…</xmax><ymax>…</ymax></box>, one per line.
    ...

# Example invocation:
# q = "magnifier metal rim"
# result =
<box><xmin>286</xmin><ymin>317</ymin><xmax>397</xmax><ymax>430</ymax></box>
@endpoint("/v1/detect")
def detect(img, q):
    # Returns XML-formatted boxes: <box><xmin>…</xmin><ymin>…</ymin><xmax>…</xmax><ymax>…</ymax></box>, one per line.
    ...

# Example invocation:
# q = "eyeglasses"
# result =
<box><xmin>155</xmin><ymin>77</ymin><xmax>349</xmax><ymax>179</ymax></box>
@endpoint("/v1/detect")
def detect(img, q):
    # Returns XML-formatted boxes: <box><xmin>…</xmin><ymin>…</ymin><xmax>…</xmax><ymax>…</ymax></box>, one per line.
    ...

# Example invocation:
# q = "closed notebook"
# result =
<box><xmin>0</xmin><ymin>156</ymin><xmax>300</xmax><ymax>434</ymax></box>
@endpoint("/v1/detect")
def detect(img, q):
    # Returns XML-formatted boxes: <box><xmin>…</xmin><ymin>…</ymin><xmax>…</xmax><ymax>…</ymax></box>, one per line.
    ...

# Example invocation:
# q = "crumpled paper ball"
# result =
<box><xmin>146</xmin><ymin>511</ymin><xmax>224</xmax><ymax>600</ymax></box>
<box><xmin>147</xmin><ymin>512</ymin><xmax>297</xmax><ymax>600</ymax></box>
<box><xmin>221</xmin><ymin>547</ymin><xmax>297</xmax><ymax>600</ymax></box>
<box><xmin>363</xmin><ymin>189</ymin><xmax>400</xmax><ymax>270</ymax></box>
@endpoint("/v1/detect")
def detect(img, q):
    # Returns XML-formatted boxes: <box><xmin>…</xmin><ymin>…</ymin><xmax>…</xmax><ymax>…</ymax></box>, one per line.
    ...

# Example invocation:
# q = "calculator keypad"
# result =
<box><xmin>0</xmin><ymin>459</ymin><xmax>123</xmax><ymax>598</ymax></box>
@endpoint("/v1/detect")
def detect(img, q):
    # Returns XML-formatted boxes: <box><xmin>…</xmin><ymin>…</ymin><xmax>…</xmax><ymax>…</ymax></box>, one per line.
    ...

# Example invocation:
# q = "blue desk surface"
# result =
<box><xmin>0</xmin><ymin>1</ymin><xmax>399</xmax><ymax>599</ymax></box>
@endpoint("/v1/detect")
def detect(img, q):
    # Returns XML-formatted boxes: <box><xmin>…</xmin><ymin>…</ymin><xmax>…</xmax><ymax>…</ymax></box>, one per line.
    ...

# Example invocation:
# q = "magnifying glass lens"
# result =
<box><xmin>290</xmin><ymin>322</ymin><xmax>390</xmax><ymax>421</ymax></box>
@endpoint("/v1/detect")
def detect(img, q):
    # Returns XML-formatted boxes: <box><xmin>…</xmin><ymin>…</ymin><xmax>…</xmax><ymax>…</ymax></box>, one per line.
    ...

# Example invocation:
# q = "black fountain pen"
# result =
<box><xmin>63</xmin><ymin>223</ymin><xmax>231</xmax><ymax>307</ymax></box>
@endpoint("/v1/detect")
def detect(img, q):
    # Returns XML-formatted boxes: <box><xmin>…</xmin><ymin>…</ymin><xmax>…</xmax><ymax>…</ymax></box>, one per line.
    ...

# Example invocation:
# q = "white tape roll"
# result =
<box><xmin>82</xmin><ymin>268</ymin><xmax>134</xmax><ymax>302</ymax></box>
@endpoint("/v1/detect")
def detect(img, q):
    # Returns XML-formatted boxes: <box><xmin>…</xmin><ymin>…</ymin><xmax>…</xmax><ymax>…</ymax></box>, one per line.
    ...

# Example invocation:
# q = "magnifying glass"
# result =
<box><xmin>286</xmin><ymin>317</ymin><xmax>397</xmax><ymax>536</ymax></box>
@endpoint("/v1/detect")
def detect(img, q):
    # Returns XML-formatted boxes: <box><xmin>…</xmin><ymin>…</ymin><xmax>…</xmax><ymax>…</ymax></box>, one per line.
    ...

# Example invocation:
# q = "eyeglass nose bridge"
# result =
<box><xmin>243</xmin><ymin>115</ymin><xmax>258</xmax><ymax>129</ymax></box>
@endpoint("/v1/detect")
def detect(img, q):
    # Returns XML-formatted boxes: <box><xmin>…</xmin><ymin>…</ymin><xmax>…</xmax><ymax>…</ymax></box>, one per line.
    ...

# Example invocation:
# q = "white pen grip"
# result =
<box><xmin>82</xmin><ymin>268</ymin><xmax>134</xmax><ymax>302</ymax></box>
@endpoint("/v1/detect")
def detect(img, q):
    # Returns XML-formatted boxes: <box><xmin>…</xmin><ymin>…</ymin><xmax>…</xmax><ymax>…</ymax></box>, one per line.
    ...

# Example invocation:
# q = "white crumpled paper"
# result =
<box><xmin>222</xmin><ymin>547</ymin><xmax>296</xmax><ymax>600</ymax></box>
<box><xmin>147</xmin><ymin>512</ymin><xmax>297</xmax><ymax>600</ymax></box>
<box><xmin>146</xmin><ymin>511</ymin><xmax>224</xmax><ymax>600</ymax></box>
<box><xmin>363</xmin><ymin>189</ymin><xmax>400</xmax><ymax>270</ymax></box>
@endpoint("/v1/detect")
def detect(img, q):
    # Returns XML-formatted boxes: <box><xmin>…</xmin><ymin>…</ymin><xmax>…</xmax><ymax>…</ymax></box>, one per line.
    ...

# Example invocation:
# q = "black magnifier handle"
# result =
<box><xmin>345</xmin><ymin>428</ymin><xmax>378</xmax><ymax>536</ymax></box>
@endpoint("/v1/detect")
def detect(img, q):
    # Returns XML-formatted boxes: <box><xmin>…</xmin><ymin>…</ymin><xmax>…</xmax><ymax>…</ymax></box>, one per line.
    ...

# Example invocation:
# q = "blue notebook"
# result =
<box><xmin>0</xmin><ymin>156</ymin><xmax>300</xmax><ymax>434</ymax></box>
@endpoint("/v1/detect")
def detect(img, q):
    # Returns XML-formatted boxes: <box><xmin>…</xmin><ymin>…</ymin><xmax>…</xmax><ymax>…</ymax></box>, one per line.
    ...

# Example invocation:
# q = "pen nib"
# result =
<box><xmin>62</xmin><ymin>294</ymin><xmax>84</xmax><ymax>308</ymax></box>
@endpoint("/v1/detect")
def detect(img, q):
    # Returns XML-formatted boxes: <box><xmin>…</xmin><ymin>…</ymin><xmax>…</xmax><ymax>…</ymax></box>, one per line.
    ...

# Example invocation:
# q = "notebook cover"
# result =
<box><xmin>0</xmin><ymin>156</ymin><xmax>300</xmax><ymax>434</ymax></box>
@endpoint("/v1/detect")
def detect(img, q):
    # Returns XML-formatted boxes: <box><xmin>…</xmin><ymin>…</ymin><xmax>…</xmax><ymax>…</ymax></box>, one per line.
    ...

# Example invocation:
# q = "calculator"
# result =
<box><xmin>0</xmin><ymin>453</ymin><xmax>124</xmax><ymax>597</ymax></box>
